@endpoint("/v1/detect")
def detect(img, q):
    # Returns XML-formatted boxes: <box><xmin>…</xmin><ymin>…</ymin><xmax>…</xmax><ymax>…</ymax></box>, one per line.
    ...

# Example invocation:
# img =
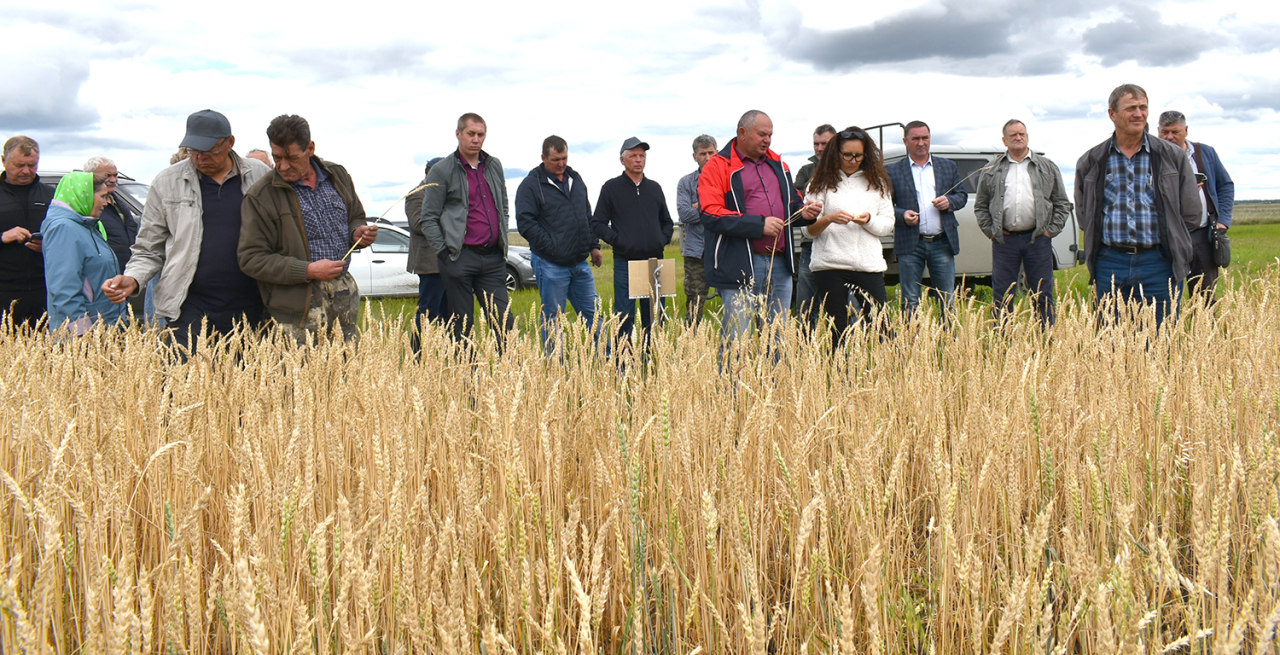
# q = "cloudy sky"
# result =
<box><xmin>4</xmin><ymin>0</ymin><xmax>1279</xmax><ymax>220</ymax></box>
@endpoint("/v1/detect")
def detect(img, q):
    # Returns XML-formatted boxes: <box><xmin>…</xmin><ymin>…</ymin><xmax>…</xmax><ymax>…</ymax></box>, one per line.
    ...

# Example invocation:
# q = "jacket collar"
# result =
<box><xmin>721</xmin><ymin>138</ymin><xmax>783</xmax><ymax>168</ymax></box>
<box><xmin>182</xmin><ymin>150</ymin><xmax>251</xmax><ymax>185</ymax></box>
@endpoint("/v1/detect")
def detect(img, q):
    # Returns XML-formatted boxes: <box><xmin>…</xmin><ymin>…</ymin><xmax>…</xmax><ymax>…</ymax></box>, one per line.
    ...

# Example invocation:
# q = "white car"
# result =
<box><xmin>350</xmin><ymin>223</ymin><xmax>420</xmax><ymax>297</ymax></box>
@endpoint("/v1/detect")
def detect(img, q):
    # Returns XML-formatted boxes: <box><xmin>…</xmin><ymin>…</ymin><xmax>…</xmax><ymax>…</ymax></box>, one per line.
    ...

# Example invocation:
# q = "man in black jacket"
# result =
<box><xmin>591</xmin><ymin>137</ymin><xmax>673</xmax><ymax>342</ymax></box>
<box><xmin>0</xmin><ymin>136</ymin><xmax>52</xmax><ymax>328</ymax></box>
<box><xmin>516</xmin><ymin>136</ymin><xmax>602</xmax><ymax>353</ymax></box>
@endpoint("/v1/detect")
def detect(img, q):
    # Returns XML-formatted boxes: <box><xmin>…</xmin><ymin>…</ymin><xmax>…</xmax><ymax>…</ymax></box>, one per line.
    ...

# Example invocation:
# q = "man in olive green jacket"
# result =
<box><xmin>239</xmin><ymin>114</ymin><xmax>376</xmax><ymax>342</ymax></box>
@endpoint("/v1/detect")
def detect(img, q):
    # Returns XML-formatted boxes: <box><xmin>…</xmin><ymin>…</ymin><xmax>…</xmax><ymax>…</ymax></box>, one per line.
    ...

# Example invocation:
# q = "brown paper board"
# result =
<box><xmin>628</xmin><ymin>258</ymin><xmax>678</xmax><ymax>299</ymax></box>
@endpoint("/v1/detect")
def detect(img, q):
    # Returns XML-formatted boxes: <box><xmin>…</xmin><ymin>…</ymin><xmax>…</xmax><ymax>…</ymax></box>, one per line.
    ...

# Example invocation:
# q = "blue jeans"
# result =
<box><xmin>613</xmin><ymin>258</ymin><xmax>666</xmax><ymax>342</ymax></box>
<box><xmin>1095</xmin><ymin>246</ymin><xmax>1182</xmax><ymax>328</ymax></box>
<box><xmin>721</xmin><ymin>252</ymin><xmax>793</xmax><ymax>343</ymax></box>
<box><xmin>897</xmin><ymin>237</ymin><xmax>955</xmax><ymax>316</ymax></box>
<box><xmin>533</xmin><ymin>254</ymin><xmax>599</xmax><ymax>352</ymax></box>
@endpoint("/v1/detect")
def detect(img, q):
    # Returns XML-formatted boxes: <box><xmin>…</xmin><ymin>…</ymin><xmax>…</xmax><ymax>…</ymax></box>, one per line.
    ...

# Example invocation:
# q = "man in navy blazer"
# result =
<box><xmin>1157</xmin><ymin>110</ymin><xmax>1234</xmax><ymax>301</ymax></box>
<box><xmin>887</xmin><ymin>121</ymin><xmax>968</xmax><ymax>316</ymax></box>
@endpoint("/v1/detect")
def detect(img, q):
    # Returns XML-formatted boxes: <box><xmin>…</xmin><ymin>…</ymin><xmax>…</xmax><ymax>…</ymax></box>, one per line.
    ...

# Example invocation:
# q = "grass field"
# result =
<box><xmin>374</xmin><ymin>223</ymin><xmax>1280</xmax><ymax>332</ymax></box>
<box><xmin>4</xmin><ymin>263</ymin><xmax>1280</xmax><ymax>654</ymax></box>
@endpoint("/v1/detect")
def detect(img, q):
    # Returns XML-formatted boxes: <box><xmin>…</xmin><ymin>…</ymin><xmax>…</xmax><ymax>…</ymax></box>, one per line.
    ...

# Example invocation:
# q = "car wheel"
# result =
<box><xmin>506</xmin><ymin>266</ymin><xmax>519</xmax><ymax>292</ymax></box>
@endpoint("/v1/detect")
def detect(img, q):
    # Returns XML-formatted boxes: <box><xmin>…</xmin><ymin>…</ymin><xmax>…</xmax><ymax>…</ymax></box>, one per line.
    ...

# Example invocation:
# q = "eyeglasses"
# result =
<box><xmin>189</xmin><ymin>142</ymin><xmax>225</xmax><ymax>158</ymax></box>
<box><xmin>840</xmin><ymin>151</ymin><xmax>866</xmax><ymax>162</ymax></box>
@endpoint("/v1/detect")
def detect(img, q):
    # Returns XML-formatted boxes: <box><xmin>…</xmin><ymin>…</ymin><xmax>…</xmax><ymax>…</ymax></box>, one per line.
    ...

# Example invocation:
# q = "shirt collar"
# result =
<box><xmin>1109</xmin><ymin>132</ymin><xmax>1152</xmax><ymax>155</ymax></box>
<box><xmin>456</xmin><ymin>149</ymin><xmax>486</xmax><ymax>170</ymax></box>
<box><xmin>910</xmin><ymin>156</ymin><xmax>933</xmax><ymax>170</ymax></box>
<box><xmin>735</xmin><ymin>144</ymin><xmax>768</xmax><ymax>165</ymax></box>
<box><xmin>1185</xmin><ymin>141</ymin><xmax>1196</xmax><ymax>157</ymax></box>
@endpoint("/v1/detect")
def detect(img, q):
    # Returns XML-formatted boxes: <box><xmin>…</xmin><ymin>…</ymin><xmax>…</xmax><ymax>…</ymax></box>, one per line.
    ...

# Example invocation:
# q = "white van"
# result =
<box><xmin>878</xmin><ymin>144</ymin><xmax>1083</xmax><ymax>287</ymax></box>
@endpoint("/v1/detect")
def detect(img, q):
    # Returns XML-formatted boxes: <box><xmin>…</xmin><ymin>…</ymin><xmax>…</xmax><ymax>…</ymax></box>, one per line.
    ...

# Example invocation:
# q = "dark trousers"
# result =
<box><xmin>169</xmin><ymin>304</ymin><xmax>265</xmax><ymax>348</ymax></box>
<box><xmin>795</xmin><ymin>241</ymin><xmax>817</xmax><ymax>327</ymax></box>
<box><xmin>411</xmin><ymin>273</ymin><xmax>451</xmax><ymax>354</ymax></box>
<box><xmin>991</xmin><ymin>231</ymin><xmax>1056</xmax><ymax>326</ymax></box>
<box><xmin>1187</xmin><ymin>226</ymin><xmax>1220</xmax><ymax>301</ymax></box>
<box><xmin>0</xmin><ymin>286</ymin><xmax>45</xmax><ymax>330</ymax></box>
<box><xmin>438</xmin><ymin>247</ymin><xmax>514</xmax><ymax>344</ymax></box>
<box><xmin>813</xmin><ymin>269</ymin><xmax>887</xmax><ymax>350</ymax></box>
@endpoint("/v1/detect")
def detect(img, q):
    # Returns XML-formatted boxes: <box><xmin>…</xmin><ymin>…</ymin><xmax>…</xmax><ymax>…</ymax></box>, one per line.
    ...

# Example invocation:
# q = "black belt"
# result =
<box><xmin>464</xmin><ymin>243</ymin><xmax>499</xmax><ymax>256</ymax></box>
<box><xmin>1105</xmin><ymin>244</ymin><xmax>1158</xmax><ymax>255</ymax></box>
<box><xmin>1006</xmin><ymin>228</ymin><xmax>1035</xmax><ymax>236</ymax></box>
<box><xmin>919</xmin><ymin>233</ymin><xmax>944</xmax><ymax>242</ymax></box>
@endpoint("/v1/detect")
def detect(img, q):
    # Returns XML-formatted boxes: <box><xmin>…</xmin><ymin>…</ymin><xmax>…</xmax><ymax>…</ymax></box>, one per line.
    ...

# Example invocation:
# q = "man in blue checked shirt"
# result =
<box><xmin>1075</xmin><ymin>84</ymin><xmax>1201</xmax><ymax>328</ymax></box>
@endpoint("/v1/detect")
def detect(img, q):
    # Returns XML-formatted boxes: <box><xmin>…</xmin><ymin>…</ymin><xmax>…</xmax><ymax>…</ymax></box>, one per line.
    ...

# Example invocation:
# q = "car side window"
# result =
<box><xmin>371</xmin><ymin>229</ymin><xmax>410</xmax><ymax>254</ymax></box>
<box><xmin>953</xmin><ymin>158</ymin><xmax>992</xmax><ymax>194</ymax></box>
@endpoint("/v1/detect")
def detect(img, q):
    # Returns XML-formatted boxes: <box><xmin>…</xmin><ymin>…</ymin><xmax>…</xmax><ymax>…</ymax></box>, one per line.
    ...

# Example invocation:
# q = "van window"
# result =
<box><xmin>951</xmin><ymin>157</ymin><xmax>993</xmax><ymax>194</ymax></box>
<box><xmin>371</xmin><ymin>229</ymin><xmax>410</xmax><ymax>254</ymax></box>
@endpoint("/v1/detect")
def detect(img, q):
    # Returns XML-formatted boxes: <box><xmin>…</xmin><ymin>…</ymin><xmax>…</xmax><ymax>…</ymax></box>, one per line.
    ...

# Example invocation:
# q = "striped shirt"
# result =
<box><xmin>291</xmin><ymin>161</ymin><xmax>351</xmax><ymax>267</ymax></box>
<box><xmin>1102</xmin><ymin>135</ymin><xmax>1160</xmax><ymax>248</ymax></box>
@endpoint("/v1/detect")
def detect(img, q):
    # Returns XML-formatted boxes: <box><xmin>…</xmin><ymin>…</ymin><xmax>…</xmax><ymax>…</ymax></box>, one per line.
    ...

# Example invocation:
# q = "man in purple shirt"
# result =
<box><xmin>419</xmin><ymin>113</ymin><xmax>515</xmax><ymax>345</ymax></box>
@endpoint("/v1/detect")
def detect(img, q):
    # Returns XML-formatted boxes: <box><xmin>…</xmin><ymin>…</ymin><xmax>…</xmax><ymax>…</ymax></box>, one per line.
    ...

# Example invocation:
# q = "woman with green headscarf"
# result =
<box><xmin>42</xmin><ymin>171</ymin><xmax>123</xmax><ymax>333</ymax></box>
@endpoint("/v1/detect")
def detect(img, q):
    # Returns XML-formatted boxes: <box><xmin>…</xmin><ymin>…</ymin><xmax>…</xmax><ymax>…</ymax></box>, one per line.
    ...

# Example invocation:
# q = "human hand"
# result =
<box><xmin>1216</xmin><ymin>223</ymin><xmax>1228</xmax><ymax>231</ymax></box>
<box><xmin>102</xmin><ymin>275</ymin><xmax>138</xmax><ymax>304</ymax></box>
<box><xmin>306</xmin><ymin>259</ymin><xmax>346</xmax><ymax>281</ymax></box>
<box><xmin>904</xmin><ymin>210</ymin><xmax>920</xmax><ymax>226</ymax></box>
<box><xmin>2</xmin><ymin>227</ymin><xmax>31</xmax><ymax>245</ymax></box>
<box><xmin>590</xmin><ymin>248</ymin><xmax>603</xmax><ymax>267</ymax></box>
<box><xmin>932</xmin><ymin>196</ymin><xmax>950</xmax><ymax>211</ymax></box>
<box><xmin>762</xmin><ymin>216</ymin><xmax>785</xmax><ymax>237</ymax></box>
<box><xmin>353</xmin><ymin>224</ymin><xmax>379</xmax><ymax>248</ymax></box>
<box><xmin>851</xmin><ymin>212</ymin><xmax>871</xmax><ymax>225</ymax></box>
<box><xmin>824</xmin><ymin>210</ymin><xmax>854</xmax><ymax>226</ymax></box>
<box><xmin>802</xmin><ymin>200</ymin><xmax>823</xmax><ymax>221</ymax></box>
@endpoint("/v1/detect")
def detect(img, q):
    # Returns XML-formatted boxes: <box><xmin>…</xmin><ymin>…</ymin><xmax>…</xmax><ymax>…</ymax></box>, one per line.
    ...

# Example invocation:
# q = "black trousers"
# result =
<box><xmin>813</xmin><ymin>269</ymin><xmax>887</xmax><ymax>349</ymax></box>
<box><xmin>0</xmin><ymin>286</ymin><xmax>46</xmax><ymax>330</ymax></box>
<box><xmin>438</xmin><ymin>247</ymin><xmax>514</xmax><ymax>344</ymax></box>
<box><xmin>169</xmin><ymin>304</ymin><xmax>265</xmax><ymax>348</ymax></box>
<box><xmin>991</xmin><ymin>230</ymin><xmax>1055</xmax><ymax>326</ymax></box>
<box><xmin>1187</xmin><ymin>226</ymin><xmax>1220</xmax><ymax>301</ymax></box>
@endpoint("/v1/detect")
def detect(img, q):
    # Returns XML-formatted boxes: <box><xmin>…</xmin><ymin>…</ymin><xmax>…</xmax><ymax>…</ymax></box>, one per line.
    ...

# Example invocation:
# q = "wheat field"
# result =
<box><xmin>2</xmin><ymin>265</ymin><xmax>1280</xmax><ymax>655</ymax></box>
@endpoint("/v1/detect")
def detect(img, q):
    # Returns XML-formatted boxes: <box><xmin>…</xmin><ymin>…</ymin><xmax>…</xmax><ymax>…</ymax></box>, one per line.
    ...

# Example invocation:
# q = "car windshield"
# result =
<box><xmin>117</xmin><ymin>182</ymin><xmax>150</xmax><ymax>207</ymax></box>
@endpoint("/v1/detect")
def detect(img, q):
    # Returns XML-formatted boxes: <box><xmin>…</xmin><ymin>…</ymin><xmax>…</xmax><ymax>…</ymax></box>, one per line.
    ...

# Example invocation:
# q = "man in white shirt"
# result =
<box><xmin>974</xmin><ymin>120</ymin><xmax>1072</xmax><ymax>325</ymax></box>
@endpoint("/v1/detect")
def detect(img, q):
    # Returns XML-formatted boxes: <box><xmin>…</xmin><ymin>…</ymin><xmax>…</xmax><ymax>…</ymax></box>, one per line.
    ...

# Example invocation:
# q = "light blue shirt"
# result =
<box><xmin>911</xmin><ymin>157</ymin><xmax>942</xmax><ymax>235</ymax></box>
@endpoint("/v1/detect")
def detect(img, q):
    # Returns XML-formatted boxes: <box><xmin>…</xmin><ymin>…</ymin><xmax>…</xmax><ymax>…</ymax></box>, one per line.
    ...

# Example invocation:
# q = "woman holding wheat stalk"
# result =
<box><xmin>803</xmin><ymin>127</ymin><xmax>895</xmax><ymax>348</ymax></box>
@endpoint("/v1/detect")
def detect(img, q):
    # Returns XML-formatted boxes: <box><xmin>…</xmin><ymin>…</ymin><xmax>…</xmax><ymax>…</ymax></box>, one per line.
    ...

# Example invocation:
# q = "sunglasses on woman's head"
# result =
<box><xmin>838</xmin><ymin>129</ymin><xmax>865</xmax><ymax>140</ymax></box>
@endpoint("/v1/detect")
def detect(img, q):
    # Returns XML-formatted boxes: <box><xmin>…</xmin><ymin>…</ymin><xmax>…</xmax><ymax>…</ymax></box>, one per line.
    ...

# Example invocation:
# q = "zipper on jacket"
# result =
<box><xmin>728</xmin><ymin>167</ymin><xmax>755</xmax><ymax>279</ymax></box>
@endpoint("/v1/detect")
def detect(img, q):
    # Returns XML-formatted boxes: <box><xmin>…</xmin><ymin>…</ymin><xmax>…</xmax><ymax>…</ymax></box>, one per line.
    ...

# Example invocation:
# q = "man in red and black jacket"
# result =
<box><xmin>698</xmin><ymin>110</ymin><xmax>822</xmax><ymax>345</ymax></box>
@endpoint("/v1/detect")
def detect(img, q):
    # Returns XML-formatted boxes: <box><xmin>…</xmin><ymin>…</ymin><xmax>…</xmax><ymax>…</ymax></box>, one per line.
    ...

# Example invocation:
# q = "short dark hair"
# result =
<box><xmin>1002</xmin><ymin>119</ymin><xmax>1026</xmax><ymax>137</ymax></box>
<box><xmin>904</xmin><ymin>120</ymin><xmax>930</xmax><ymax>136</ymax></box>
<box><xmin>1108</xmin><ymin>84</ymin><xmax>1148</xmax><ymax>112</ymax></box>
<box><xmin>266</xmin><ymin>114</ymin><xmax>311</xmax><ymax>150</ymax></box>
<box><xmin>1158</xmin><ymin>110</ymin><xmax>1186</xmax><ymax>127</ymax></box>
<box><xmin>3</xmin><ymin>136</ymin><xmax>39</xmax><ymax>159</ymax></box>
<box><xmin>814</xmin><ymin>124</ymin><xmax>836</xmax><ymax>137</ymax></box>
<box><xmin>457</xmin><ymin>113</ymin><xmax>486</xmax><ymax>132</ymax></box>
<box><xmin>542</xmin><ymin>135</ymin><xmax>568</xmax><ymax>158</ymax></box>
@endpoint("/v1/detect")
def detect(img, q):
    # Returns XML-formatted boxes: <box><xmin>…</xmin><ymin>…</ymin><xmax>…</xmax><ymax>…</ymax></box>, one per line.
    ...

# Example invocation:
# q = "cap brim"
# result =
<box><xmin>179</xmin><ymin>134</ymin><xmax>220</xmax><ymax>151</ymax></box>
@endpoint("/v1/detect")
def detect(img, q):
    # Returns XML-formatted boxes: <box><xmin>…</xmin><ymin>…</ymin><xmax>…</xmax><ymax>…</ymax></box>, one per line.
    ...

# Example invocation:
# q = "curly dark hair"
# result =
<box><xmin>806</xmin><ymin>126</ymin><xmax>891</xmax><ymax>198</ymax></box>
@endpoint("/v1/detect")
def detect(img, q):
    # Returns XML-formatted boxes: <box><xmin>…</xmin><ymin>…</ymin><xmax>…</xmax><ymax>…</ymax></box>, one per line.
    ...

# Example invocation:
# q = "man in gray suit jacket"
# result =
<box><xmin>886</xmin><ymin>121</ymin><xmax>968</xmax><ymax>317</ymax></box>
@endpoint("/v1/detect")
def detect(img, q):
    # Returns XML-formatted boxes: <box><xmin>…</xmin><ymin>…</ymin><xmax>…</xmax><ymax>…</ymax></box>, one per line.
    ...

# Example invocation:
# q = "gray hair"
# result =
<box><xmin>692</xmin><ymin>135</ymin><xmax>717</xmax><ymax>152</ymax></box>
<box><xmin>83</xmin><ymin>156</ymin><xmax>116</xmax><ymax>172</ymax></box>
<box><xmin>3</xmin><ymin>136</ymin><xmax>39</xmax><ymax>159</ymax></box>
<box><xmin>1108</xmin><ymin>83</ymin><xmax>1148</xmax><ymax>112</ymax></box>
<box><xmin>247</xmin><ymin>148</ymin><xmax>268</xmax><ymax>156</ymax></box>
<box><xmin>737</xmin><ymin>110</ymin><xmax>768</xmax><ymax>131</ymax></box>
<box><xmin>1158</xmin><ymin>110</ymin><xmax>1186</xmax><ymax>127</ymax></box>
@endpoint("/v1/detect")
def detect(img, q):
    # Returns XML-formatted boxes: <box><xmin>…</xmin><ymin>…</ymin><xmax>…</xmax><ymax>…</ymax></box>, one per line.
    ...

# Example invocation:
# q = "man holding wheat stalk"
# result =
<box><xmin>698</xmin><ymin>110</ymin><xmax>821</xmax><ymax>348</ymax></box>
<box><xmin>239</xmin><ymin>114</ymin><xmax>377</xmax><ymax>342</ymax></box>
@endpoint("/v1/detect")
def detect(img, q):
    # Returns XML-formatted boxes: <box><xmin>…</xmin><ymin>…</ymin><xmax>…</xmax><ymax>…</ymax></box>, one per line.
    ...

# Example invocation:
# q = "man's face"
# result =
<box><xmin>621</xmin><ymin>147</ymin><xmax>647</xmax><ymax>175</ymax></box>
<box><xmin>190</xmin><ymin>136</ymin><xmax>235</xmax><ymax>177</ymax></box>
<box><xmin>456</xmin><ymin>120</ymin><xmax>487</xmax><ymax>158</ymax></box>
<box><xmin>2</xmin><ymin>149</ymin><xmax>39</xmax><ymax>186</ymax></box>
<box><xmin>272</xmin><ymin>141</ymin><xmax>316</xmax><ymax>183</ymax></box>
<box><xmin>904</xmin><ymin>126</ymin><xmax>931</xmax><ymax>161</ymax></box>
<box><xmin>694</xmin><ymin>146</ymin><xmax>716</xmax><ymax>171</ymax></box>
<box><xmin>737</xmin><ymin>115</ymin><xmax>774</xmax><ymax>160</ymax></box>
<box><xmin>1158</xmin><ymin>121</ymin><xmax>1189</xmax><ymax>148</ymax></box>
<box><xmin>543</xmin><ymin>147</ymin><xmax>568</xmax><ymax>177</ymax></box>
<box><xmin>813</xmin><ymin>131</ymin><xmax>833</xmax><ymax>157</ymax></box>
<box><xmin>1108</xmin><ymin>93</ymin><xmax>1149</xmax><ymax>137</ymax></box>
<box><xmin>1002</xmin><ymin>123</ymin><xmax>1029</xmax><ymax>153</ymax></box>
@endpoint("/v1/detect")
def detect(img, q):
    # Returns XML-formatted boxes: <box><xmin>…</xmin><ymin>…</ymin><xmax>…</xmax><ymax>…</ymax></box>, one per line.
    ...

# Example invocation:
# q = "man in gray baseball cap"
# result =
<box><xmin>103</xmin><ymin>109</ymin><xmax>273</xmax><ymax>346</ymax></box>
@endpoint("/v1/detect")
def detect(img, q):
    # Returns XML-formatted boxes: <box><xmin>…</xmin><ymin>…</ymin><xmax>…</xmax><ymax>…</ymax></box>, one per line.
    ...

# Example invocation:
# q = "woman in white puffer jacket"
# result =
<box><xmin>803</xmin><ymin>126</ymin><xmax>895</xmax><ymax>348</ymax></box>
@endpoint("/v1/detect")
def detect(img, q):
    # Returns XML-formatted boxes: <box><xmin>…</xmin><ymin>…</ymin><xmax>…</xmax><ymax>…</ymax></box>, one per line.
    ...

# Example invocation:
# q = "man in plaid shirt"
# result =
<box><xmin>1074</xmin><ymin>84</ymin><xmax>1201</xmax><ymax>328</ymax></box>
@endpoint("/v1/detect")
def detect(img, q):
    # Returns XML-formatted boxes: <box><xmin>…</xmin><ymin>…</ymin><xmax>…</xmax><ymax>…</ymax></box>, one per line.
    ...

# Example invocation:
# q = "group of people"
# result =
<box><xmin>0</xmin><ymin>82</ymin><xmax>1235</xmax><ymax>352</ymax></box>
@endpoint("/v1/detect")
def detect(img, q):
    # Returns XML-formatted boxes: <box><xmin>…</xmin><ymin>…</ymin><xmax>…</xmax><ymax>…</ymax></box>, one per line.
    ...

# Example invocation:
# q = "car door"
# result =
<box><xmin>365</xmin><ymin>228</ymin><xmax>418</xmax><ymax>297</ymax></box>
